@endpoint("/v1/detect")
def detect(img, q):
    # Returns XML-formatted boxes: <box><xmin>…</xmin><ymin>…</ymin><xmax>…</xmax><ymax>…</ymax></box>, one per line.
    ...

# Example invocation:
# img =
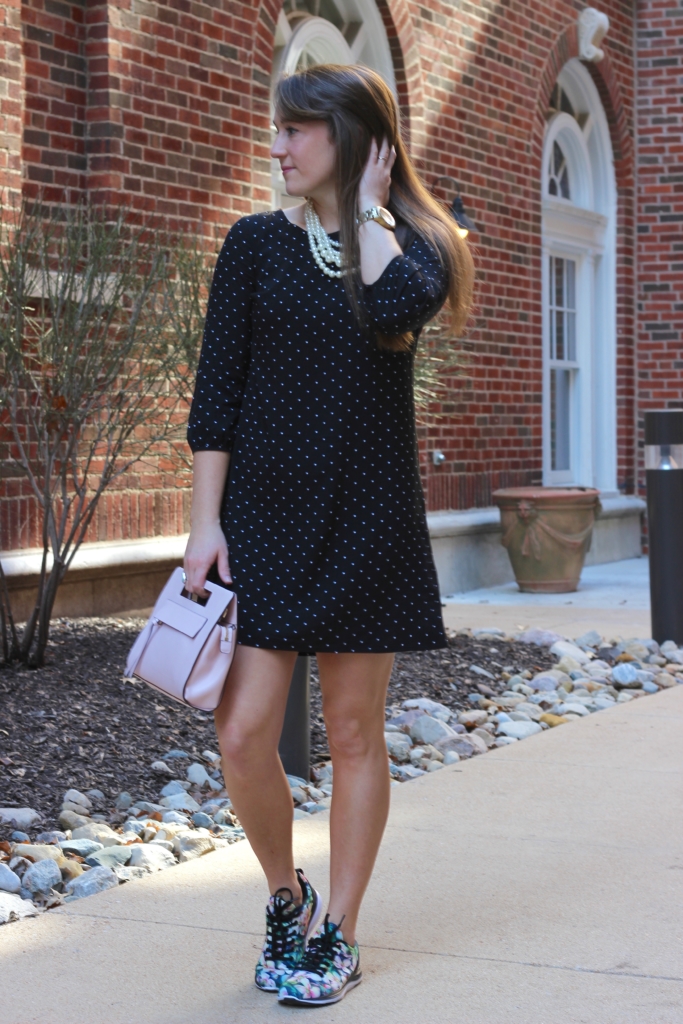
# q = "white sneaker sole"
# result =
<box><xmin>278</xmin><ymin>970</ymin><xmax>363</xmax><ymax>1006</ymax></box>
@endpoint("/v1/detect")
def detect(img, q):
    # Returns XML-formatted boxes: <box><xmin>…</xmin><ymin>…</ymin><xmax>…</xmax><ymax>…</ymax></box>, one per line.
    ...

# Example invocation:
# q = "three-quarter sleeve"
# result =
<box><xmin>361</xmin><ymin>234</ymin><xmax>448</xmax><ymax>336</ymax></box>
<box><xmin>186</xmin><ymin>217</ymin><xmax>257</xmax><ymax>453</ymax></box>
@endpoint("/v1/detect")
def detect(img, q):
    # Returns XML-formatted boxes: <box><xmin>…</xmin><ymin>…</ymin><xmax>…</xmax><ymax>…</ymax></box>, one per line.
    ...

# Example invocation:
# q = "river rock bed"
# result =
<box><xmin>1</xmin><ymin>617</ymin><xmax>681</xmax><ymax>923</ymax></box>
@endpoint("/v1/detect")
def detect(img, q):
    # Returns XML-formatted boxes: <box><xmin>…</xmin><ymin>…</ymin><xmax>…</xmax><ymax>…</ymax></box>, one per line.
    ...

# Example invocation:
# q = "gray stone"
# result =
<box><xmin>159</xmin><ymin>792</ymin><xmax>201</xmax><ymax>812</ymax></box>
<box><xmin>575</xmin><ymin>630</ymin><xmax>602</xmax><ymax>649</ymax></box>
<box><xmin>389</xmin><ymin>763</ymin><xmax>426</xmax><ymax>780</ymax></box>
<box><xmin>593</xmin><ymin>696</ymin><xmax>617</xmax><ymax>709</ymax></box>
<box><xmin>511</xmin><ymin>702</ymin><xmax>542</xmax><ymax>721</ymax></box>
<box><xmin>214</xmin><ymin>808</ymin><xmax>235</xmax><ymax>826</ymax></box>
<box><xmin>443</xmin><ymin>750</ymin><xmax>460</xmax><ymax>765</ymax></box>
<box><xmin>403</xmin><ymin>698</ymin><xmax>452</xmax><ymax>722</ymax></box>
<box><xmin>508</xmin><ymin>711</ymin><xmax>531</xmax><ymax>721</ymax></box>
<box><xmin>10</xmin><ymin>831</ymin><xmax>30</xmax><ymax>843</ymax></box>
<box><xmin>385</xmin><ymin>732</ymin><xmax>412</xmax><ymax>762</ymax></box>
<box><xmin>497</xmin><ymin>720</ymin><xmax>543</xmax><ymax>740</ymax></box>
<box><xmin>554</xmin><ymin>702</ymin><xmax>590</xmax><ymax>717</ymax></box>
<box><xmin>12</xmin><ymin>844</ymin><xmax>62</xmax><ymax>863</ymax></box>
<box><xmin>549</xmin><ymin>640</ymin><xmax>591</xmax><ymax>664</ymax></box>
<box><xmin>435</xmin><ymin>734</ymin><xmax>478</xmax><ymax>759</ymax></box>
<box><xmin>472</xmin><ymin>727</ymin><xmax>496</xmax><ymax>748</ymax></box>
<box><xmin>162</xmin><ymin>810</ymin><xmax>191</xmax><ymax>825</ymax></box>
<box><xmin>163</xmin><ymin>749</ymin><xmax>191</xmax><ymax>759</ymax></box>
<box><xmin>133</xmin><ymin>801</ymin><xmax>166</xmax><ymax>814</ymax></box>
<box><xmin>641</xmin><ymin>679</ymin><xmax>659</xmax><ymax>694</ymax></box>
<box><xmin>71</xmin><ymin>822</ymin><xmax>122</xmax><ymax>846</ymax></box>
<box><xmin>286</xmin><ymin>774</ymin><xmax>309</xmax><ymax>788</ymax></box>
<box><xmin>531</xmin><ymin>669</ymin><xmax>572</xmax><ymax>691</ymax></box>
<box><xmin>85</xmin><ymin>846</ymin><xmax>132</xmax><ymax>869</ymax></box>
<box><xmin>63</xmin><ymin>788</ymin><xmax>91</xmax><ymax>811</ymax></box>
<box><xmin>59</xmin><ymin>839</ymin><xmax>104</xmax><ymax>858</ymax></box>
<box><xmin>457</xmin><ymin>710</ymin><xmax>488</xmax><ymax>729</ymax></box>
<box><xmin>35</xmin><ymin>831</ymin><xmax>66</xmax><ymax>845</ymax></box>
<box><xmin>192</xmin><ymin>812</ymin><xmax>214</xmax><ymax>828</ymax></box>
<box><xmin>0</xmin><ymin>807</ymin><xmax>41</xmax><ymax>831</ymax></box>
<box><xmin>495</xmin><ymin>736</ymin><xmax>518</xmax><ymax>747</ymax></box>
<box><xmin>115</xmin><ymin>791</ymin><xmax>134</xmax><ymax>810</ymax></box>
<box><xmin>22</xmin><ymin>858</ymin><xmax>62</xmax><ymax>895</ymax></box>
<box><xmin>425</xmin><ymin>760</ymin><xmax>444</xmax><ymax>771</ymax></box>
<box><xmin>409</xmin><ymin>715</ymin><xmax>458</xmax><ymax>746</ymax></box>
<box><xmin>151</xmin><ymin>760</ymin><xmax>175</xmax><ymax>775</ymax></box>
<box><xmin>469</xmin><ymin>664</ymin><xmax>495</xmax><ymax>680</ymax></box>
<box><xmin>202</xmin><ymin>749</ymin><xmax>221</xmax><ymax>762</ymax></box>
<box><xmin>0</xmin><ymin>893</ymin><xmax>39</xmax><ymax>923</ymax></box>
<box><xmin>122</xmin><ymin>819</ymin><xmax>146</xmax><ymax>835</ymax></box>
<box><xmin>128</xmin><ymin>844</ymin><xmax>176</xmax><ymax>872</ymax></box>
<box><xmin>0</xmin><ymin>862</ymin><xmax>21</xmax><ymax>894</ymax></box>
<box><xmin>300</xmin><ymin>801</ymin><xmax>326</xmax><ymax>813</ymax></box>
<box><xmin>175</xmin><ymin>834</ymin><xmax>216</xmax><ymax>862</ymax></box>
<box><xmin>160</xmin><ymin>780</ymin><xmax>190</xmax><ymax>797</ymax></box>
<box><xmin>62</xmin><ymin>800</ymin><xmax>94</xmax><ymax>818</ymax></box>
<box><xmin>64</xmin><ymin>866</ymin><xmax>119</xmax><ymax>900</ymax></box>
<box><xmin>517</xmin><ymin>628</ymin><xmax>564</xmax><ymax>647</ymax></box>
<box><xmin>86</xmin><ymin>789</ymin><xmax>106</xmax><ymax>803</ymax></box>
<box><xmin>187</xmin><ymin>763</ymin><xmax>211</xmax><ymax>787</ymax></box>
<box><xmin>59</xmin><ymin>809</ymin><xmax>90</xmax><ymax>831</ymax></box>
<box><xmin>290</xmin><ymin>786</ymin><xmax>308</xmax><ymax>805</ymax></box>
<box><xmin>114</xmin><ymin>865</ymin><xmax>149</xmax><ymax>882</ymax></box>
<box><xmin>612</xmin><ymin>662</ymin><xmax>639</xmax><ymax>686</ymax></box>
<box><xmin>492</xmin><ymin>711</ymin><xmax>512</xmax><ymax>722</ymax></box>
<box><xmin>385</xmin><ymin>709</ymin><xmax>426</xmax><ymax>732</ymax></box>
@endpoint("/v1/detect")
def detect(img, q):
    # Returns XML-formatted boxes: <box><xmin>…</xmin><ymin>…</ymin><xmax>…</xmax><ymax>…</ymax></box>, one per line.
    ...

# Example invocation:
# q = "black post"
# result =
<box><xmin>278</xmin><ymin>654</ymin><xmax>310</xmax><ymax>781</ymax></box>
<box><xmin>645</xmin><ymin>410</ymin><xmax>683</xmax><ymax>645</ymax></box>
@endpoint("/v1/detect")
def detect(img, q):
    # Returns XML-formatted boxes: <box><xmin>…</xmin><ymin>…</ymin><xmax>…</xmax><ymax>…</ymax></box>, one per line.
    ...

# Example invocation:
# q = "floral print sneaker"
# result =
<box><xmin>278</xmin><ymin>914</ymin><xmax>362</xmax><ymax>1006</ymax></box>
<box><xmin>254</xmin><ymin>869</ymin><xmax>323</xmax><ymax>992</ymax></box>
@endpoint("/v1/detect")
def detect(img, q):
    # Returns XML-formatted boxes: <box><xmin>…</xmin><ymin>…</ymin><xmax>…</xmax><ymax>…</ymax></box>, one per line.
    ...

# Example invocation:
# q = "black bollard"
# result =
<box><xmin>645</xmin><ymin>410</ymin><xmax>683</xmax><ymax>645</ymax></box>
<box><xmin>278</xmin><ymin>654</ymin><xmax>310</xmax><ymax>781</ymax></box>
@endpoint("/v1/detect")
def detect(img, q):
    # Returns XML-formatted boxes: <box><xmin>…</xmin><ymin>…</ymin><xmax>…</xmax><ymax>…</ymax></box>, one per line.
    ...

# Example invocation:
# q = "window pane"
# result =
<box><xmin>567</xmin><ymin>311</ymin><xmax>576</xmax><ymax>362</ymax></box>
<box><xmin>560</xmin><ymin>166</ymin><xmax>570</xmax><ymax>199</ymax></box>
<box><xmin>554</xmin><ymin>257</ymin><xmax>564</xmax><ymax>308</ymax></box>
<box><xmin>566</xmin><ymin>259</ymin><xmax>575</xmax><ymax>309</ymax></box>
<box><xmin>550</xmin><ymin>369</ymin><xmax>571</xmax><ymax>471</ymax></box>
<box><xmin>553</xmin><ymin>140</ymin><xmax>563</xmax><ymax>175</ymax></box>
<box><xmin>555</xmin><ymin>310</ymin><xmax>564</xmax><ymax>360</ymax></box>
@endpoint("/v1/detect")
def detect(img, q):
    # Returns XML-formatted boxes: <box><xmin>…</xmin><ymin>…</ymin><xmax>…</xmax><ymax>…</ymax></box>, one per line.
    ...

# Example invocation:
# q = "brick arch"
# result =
<box><xmin>530</xmin><ymin>25</ymin><xmax>632</xmax><ymax>186</ymax></box>
<box><xmin>375</xmin><ymin>0</ymin><xmax>426</xmax><ymax>154</ymax></box>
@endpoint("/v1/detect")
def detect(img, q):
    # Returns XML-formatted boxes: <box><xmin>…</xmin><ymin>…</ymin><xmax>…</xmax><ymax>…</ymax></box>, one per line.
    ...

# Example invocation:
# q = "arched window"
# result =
<box><xmin>541</xmin><ymin>59</ymin><xmax>616</xmax><ymax>493</ymax></box>
<box><xmin>271</xmin><ymin>0</ymin><xmax>396</xmax><ymax>208</ymax></box>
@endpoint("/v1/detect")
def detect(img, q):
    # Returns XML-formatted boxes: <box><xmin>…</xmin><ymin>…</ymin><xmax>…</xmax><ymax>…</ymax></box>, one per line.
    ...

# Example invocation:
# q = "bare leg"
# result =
<box><xmin>317</xmin><ymin>651</ymin><xmax>394</xmax><ymax>945</ymax></box>
<box><xmin>214</xmin><ymin>645</ymin><xmax>301</xmax><ymax>899</ymax></box>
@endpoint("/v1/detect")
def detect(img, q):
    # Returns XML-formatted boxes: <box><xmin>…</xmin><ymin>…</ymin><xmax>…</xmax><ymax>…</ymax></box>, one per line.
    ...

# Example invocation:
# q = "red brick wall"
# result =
<box><xmin>636</xmin><ymin>0</ymin><xmax>683</xmax><ymax>494</ymax></box>
<box><xmin>2</xmin><ymin>0</ymin><xmax>644</xmax><ymax>553</ymax></box>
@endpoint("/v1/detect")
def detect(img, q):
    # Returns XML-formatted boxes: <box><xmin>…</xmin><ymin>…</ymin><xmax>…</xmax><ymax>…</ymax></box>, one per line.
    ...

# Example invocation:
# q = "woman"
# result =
<box><xmin>184</xmin><ymin>63</ymin><xmax>473</xmax><ymax>1007</ymax></box>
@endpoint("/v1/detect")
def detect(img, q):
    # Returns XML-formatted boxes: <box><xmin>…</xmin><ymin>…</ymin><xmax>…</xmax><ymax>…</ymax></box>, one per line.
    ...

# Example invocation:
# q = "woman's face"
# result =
<box><xmin>271</xmin><ymin>116</ymin><xmax>337</xmax><ymax>198</ymax></box>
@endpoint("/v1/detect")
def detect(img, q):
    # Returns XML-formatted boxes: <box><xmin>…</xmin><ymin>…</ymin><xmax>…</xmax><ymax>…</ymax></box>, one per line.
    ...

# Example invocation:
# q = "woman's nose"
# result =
<box><xmin>271</xmin><ymin>133</ymin><xmax>286</xmax><ymax>158</ymax></box>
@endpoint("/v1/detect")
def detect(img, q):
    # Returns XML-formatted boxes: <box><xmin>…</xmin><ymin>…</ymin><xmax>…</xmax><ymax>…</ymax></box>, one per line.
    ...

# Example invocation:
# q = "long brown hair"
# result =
<box><xmin>274</xmin><ymin>64</ymin><xmax>474</xmax><ymax>352</ymax></box>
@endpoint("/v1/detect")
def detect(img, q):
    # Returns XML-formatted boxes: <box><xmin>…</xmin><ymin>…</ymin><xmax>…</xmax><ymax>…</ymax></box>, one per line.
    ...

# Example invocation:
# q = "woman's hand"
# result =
<box><xmin>358</xmin><ymin>138</ymin><xmax>396</xmax><ymax>211</ymax></box>
<box><xmin>183</xmin><ymin>520</ymin><xmax>232</xmax><ymax>597</ymax></box>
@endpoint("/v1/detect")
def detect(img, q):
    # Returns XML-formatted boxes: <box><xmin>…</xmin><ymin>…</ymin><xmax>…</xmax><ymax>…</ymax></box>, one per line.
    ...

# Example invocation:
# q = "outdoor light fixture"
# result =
<box><xmin>430</xmin><ymin>175</ymin><xmax>478</xmax><ymax>239</ymax></box>
<box><xmin>645</xmin><ymin>409</ymin><xmax>683</xmax><ymax>645</ymax></box>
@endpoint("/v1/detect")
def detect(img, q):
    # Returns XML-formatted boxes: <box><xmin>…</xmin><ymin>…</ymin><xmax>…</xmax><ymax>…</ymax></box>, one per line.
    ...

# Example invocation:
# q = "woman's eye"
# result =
<box><xmin>286</xmin><ymin>127</ymin><xmax>298</xmax><ymax>136</ymax></box>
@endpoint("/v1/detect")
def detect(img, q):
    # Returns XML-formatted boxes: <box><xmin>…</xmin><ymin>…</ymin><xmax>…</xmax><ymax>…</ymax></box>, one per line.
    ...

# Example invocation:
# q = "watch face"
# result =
<box><xmin>376</xmin><ymin>207</ymin><xmax>396</xmax><ymax>229</ymax></box>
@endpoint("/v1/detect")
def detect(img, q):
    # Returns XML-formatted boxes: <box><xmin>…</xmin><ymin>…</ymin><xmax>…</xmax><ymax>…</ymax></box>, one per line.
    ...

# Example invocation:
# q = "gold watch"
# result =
<box><xmin>357</xmin><ymin>206</ymin><xmax>396</xmax><ymax>231</ymax></box>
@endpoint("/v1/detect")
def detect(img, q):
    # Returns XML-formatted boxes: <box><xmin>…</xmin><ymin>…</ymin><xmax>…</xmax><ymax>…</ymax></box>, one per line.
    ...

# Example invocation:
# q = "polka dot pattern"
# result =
<box><xmin>187</xmin><ymin>209</ymin><xmax>448</xmax><ymax>653</ymax></box>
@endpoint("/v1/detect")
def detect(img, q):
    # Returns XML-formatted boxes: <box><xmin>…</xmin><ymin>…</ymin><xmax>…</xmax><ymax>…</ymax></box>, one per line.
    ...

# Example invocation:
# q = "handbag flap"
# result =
<box><xmin>155</xmin><ymin>599</ymin><xmax>206</xmax><ymax>638</ymax></box>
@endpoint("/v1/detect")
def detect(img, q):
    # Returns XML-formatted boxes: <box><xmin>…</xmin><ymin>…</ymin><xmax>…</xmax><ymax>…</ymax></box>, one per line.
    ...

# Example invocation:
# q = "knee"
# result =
<box><xmin>218</xmin><ymin>720</ymin><xmax>270</xmax><ymax>777</ymax></box>
<box><xmin>325</xmin><ymin>714</ymin><xmax>377</xmax><ymax>762</ymax></box>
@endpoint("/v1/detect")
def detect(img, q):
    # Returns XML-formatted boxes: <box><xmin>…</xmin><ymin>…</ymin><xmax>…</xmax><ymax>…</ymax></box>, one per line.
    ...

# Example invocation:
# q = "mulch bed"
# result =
<box><xmin>0</xmin><ymin>616</ymin><xmax>556</xmax><ymax>840</ymax></box>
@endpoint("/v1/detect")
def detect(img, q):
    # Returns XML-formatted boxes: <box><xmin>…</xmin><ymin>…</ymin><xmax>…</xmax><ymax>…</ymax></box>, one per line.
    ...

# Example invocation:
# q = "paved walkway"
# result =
<box><xmin>443</xmin><ymin>557</ymin><xmax>653</xmax><ymax>638</ymax></box>
<box><xmin>2</xmin><ymin>685</ymin><xmax>681</xmax><ymax>1023</ymax></box>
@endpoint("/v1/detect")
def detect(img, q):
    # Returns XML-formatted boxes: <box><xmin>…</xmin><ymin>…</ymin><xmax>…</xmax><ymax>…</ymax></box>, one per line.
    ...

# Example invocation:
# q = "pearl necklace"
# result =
<box><xmin>304</xmin><ymin>199</ymin><xmax>343</xmax><ymax>279</ymax></box>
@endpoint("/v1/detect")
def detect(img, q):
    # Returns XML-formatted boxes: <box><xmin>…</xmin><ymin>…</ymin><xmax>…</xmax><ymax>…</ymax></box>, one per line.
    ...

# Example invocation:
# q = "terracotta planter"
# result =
<box><xmin>492</xmin><ymin>487</ymin><xmax>602</xmax><ymax>593</ymax></box>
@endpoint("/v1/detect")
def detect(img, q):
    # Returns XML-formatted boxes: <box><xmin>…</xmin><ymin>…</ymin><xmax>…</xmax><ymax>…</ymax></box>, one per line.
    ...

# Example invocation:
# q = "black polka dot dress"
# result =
<box><xmin>187</xmin><ymin>209</ymin><xmax>447</xmax><ymax>653</ymax></box>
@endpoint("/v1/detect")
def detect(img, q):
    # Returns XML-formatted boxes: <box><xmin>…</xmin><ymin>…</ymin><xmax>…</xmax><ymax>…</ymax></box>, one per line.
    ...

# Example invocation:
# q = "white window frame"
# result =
<box><xmin>541</xmin><ymin>60</ymin><xmax>617</xmax><ymax>494</ymax></box>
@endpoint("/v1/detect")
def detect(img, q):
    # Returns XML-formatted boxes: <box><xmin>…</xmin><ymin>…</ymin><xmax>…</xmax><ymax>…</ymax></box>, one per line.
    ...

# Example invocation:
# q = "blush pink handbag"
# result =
<box><xmin>125</xmin><ymin>566</ymin><xmax>237</xmax><ymax>712</ymax></box>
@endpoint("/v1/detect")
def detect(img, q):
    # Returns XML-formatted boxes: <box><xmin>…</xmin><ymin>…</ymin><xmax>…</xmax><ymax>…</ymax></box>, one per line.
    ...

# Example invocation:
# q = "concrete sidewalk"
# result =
<box><xmin>442</xmin><ymin>557</ymin><xmax>653</xmax><ymax>638</ymax></box>
<box><xmin>1</xmin><ymin>687</ymin><xmax>681</xmax><ymax>1023</ymax></box>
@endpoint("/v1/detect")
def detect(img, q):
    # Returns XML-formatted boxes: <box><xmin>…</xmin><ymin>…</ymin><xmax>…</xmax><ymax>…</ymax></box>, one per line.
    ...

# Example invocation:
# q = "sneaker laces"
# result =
<box><xmin>297</xmin><ymin>914</ymin><xmax>345</xmax><ymax>975</ymax></box>
<box><xmin>264</xmin><ymin>887</ymin><xmax>302</xmax><ymax>961</ymax></box>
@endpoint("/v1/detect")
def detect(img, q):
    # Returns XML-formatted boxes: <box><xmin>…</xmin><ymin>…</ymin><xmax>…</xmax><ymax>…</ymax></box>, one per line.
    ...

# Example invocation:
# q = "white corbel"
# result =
<box><xmin>578</xmin><ymin>8</ymin><xmax>609</xmax><ymax>63</ymax></box>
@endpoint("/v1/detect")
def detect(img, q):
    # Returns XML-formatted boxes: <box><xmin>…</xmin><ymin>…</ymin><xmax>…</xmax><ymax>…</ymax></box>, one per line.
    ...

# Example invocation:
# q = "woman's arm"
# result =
<box><xmin>357</xmin><ymin>139</ymin><xmax>401</xmax><ymax>285</ymax></box>
<box><xmin>184</xmin><ymin>216</ymin><xmax>259</xmax><ymax>594</ymax></box>
<box><xmin>184</xmin><ymin>451</ymin><xmax>232</xmax><ymax>596</ymax></box>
